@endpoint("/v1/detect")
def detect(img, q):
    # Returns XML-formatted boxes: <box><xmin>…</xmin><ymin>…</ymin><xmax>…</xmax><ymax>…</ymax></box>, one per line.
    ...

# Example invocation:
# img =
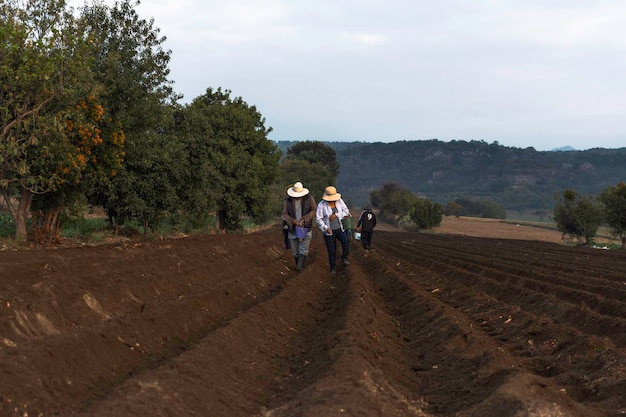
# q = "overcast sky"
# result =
<box><xmin>77</xmin><ymin>1</ymin><xmax>626</xmax><ymax>151</ymax></box>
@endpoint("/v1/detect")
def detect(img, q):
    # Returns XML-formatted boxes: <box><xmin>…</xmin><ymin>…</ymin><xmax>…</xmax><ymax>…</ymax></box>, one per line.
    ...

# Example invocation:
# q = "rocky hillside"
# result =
<box><xmin>277</xmin><ymin>140</ymin><xmax>626</xmax><ymax>211</ymax></box>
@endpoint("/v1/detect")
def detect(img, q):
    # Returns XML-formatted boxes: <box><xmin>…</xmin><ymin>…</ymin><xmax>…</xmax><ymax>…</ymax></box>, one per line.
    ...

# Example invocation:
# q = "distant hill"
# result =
<box><xmin>550</xmin><ymin>146</ymin><xmax>576</xmax><ymax>152</ymax></box>
<box><xmin>275</xmin><ymin>140</ymin><xmax>626</xmax><ymax>211</ymax></box>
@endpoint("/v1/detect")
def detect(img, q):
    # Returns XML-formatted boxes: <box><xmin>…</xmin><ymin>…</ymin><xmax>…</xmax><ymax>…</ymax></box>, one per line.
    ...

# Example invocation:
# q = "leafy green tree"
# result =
<box><xmin>370</xmin><ymin>183</ymin><xmax>418</xmax><ymax>223</ymax></box>
<box><xmin>29</xmin><ymin>97</ymin><xmax>125</xmax><ymax>239</ymax></box>
<box><xmin>278</xmin><ymin>143</ymin><xmax>336</xmax><ymax>202</ymax></box>
<box><xmin>576</xmin><ymin>196</ymin><xmax>604</xmax><ymax>246</ymax></box>
<box><xmin>554</xmin><ymin>189</ymin><xmax>603</xmax><ymax>246</ymax></box>
<box><xmin>79</xmin><ymin>0</ymin><xmax>178</xmax><ymax>135</ymax></box>
<box><xmin>554</xmin><ymin>190</ymin><xmax>581</xmax><ymax>240</ymax></box>
<box><xmin>172</xmin><ymin>102</ymin><xmax>220</xmax><ymax>227</ymax></box>
<box><xmin>177</xmin><ymin>88</ymin><xmax>280</xmax><ymax>230</ymax></box>
<box><xmin>598</xmin><ymin>181</ymin><xmax>626</xmax><ymax>248</ymax></box>
<box><xmin>101</xmin><ymin>131</ymin><xmax>187</xmax><ymax>234</ymax></box>
<box><xmin>0</xmin><ymin>0</ymin><xmax>119</xmax><ymax>241</ymax></box>
<box><xmin>80</xmin><ymin>0</ymin><xmax>179</xmax><ymax>227</ymax></box>
<box><xmin>445</xmin><ymin>201</ymin><xmax>462</xmax><ymax>217</ymax></box>
<box><xmin>482</xmin><ymin>199</ymin><xmax>506</xmax><ymax>219</ymax></box>
<box><xmin>409</xmin><ymin>198</ymin><xmax>443</xmax><ymax>230</ymax></box>
<box><xmin>451</xmin><ymin>197</ymin><xmax>505</xmax><ymax>219</ymax></box>
<box><xmin>286</xmin><ymin>141</ymin><xmax>339</xmax><ymax>178</ymax></box>
<box><xmin>279</xmin><ymin>160</ymin><xmax>332</xmax><ymax>202</ymax></box>
<box><xmin>34</xmin><ymin>0</ymin><xmax>178</xmax><ymax>240</ymax></box>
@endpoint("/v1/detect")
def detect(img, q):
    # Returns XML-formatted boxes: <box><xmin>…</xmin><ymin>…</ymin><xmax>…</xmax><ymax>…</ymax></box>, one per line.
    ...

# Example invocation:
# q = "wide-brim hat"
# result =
<box><xmin>287</xmin><ymin>181</ymin><xmax>309</xmax><ymax>197</ymax></box>
<box><xmin>322</xmin><ymin>186</ymin><xmax>341</xmax><ymax>201</ymax></box>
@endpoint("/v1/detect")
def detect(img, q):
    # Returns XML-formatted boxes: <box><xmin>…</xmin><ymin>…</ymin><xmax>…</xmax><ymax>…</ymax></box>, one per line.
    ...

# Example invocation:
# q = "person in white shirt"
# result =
<box><xmin>316</xmin><ymin>186</ymin><xmax>351</xmax><ymax>274</ymax></box>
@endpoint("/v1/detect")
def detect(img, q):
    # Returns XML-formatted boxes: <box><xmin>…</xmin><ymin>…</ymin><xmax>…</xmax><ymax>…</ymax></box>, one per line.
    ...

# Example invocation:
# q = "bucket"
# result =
<box><xmin>295</xmin><ymin>226</ymin><xmax>308</xmax><ymax>239</ymax></box>
<box><xmin>354</xmin><ymin>232</ymin><xmax>361</xmax><ymax>240</ymax></box>
<box><xmin>341</xmin><ymin>217</ymin><xmax>353</xmax><ymax>229</ymax></box>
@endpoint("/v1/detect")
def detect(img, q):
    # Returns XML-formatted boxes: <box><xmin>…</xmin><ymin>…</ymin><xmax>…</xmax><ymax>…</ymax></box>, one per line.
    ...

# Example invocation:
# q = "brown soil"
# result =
<box><xmin>436</xmin><ymin>217</ymin><xmax>564</xmax><ymax>241</ymax></box>
<box><xmin>1</xmin><ymin>218</ymin><xmax>626</xmax><ymax>416</ymax></box>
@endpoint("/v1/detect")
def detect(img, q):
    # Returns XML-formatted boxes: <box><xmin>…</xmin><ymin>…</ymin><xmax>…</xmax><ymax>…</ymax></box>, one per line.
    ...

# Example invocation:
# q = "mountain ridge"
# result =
<box><xmin>276</xmin><ymin>140</ymin><xmax>626</xmax><ymax>211</ymax></box>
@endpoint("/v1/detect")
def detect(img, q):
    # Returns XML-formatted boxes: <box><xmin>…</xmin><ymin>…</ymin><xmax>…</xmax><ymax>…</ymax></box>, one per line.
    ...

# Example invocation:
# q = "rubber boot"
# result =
<box><xmin>296</xmin><ymin>255</ymin><xmax>306</xmax><ymax>271</ymax></box>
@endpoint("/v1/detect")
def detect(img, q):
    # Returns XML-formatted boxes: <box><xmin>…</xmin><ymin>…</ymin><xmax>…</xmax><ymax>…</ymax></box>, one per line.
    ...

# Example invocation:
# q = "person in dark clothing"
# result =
<box><xmin>282</xmin><ymin>182</ymin><xmax>317</xmax><ymax>271</ymax></box>
<box><xmin>357</xmin><ymin>207</ymin><xmax>377</xmax><ymax>250</ymax></box>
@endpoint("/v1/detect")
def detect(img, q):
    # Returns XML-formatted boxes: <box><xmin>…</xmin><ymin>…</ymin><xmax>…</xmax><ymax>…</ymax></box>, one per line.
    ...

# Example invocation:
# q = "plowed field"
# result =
<box><xmin>1</xmin><ymin>220</ymin><xmax>626</xmax><ymax>416</ymax></box>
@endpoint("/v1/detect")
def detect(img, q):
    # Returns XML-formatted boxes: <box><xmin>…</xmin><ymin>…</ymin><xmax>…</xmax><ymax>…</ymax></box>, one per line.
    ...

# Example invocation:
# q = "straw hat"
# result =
<box><xmin>287</xmin><ymin>181</ymin><xmax>309</xmax><ymax>198</ymax></box>
<box><xmin>322</xmin><ymin>186</ymin><xmax>341</xmax><ymax>201</ymax></box>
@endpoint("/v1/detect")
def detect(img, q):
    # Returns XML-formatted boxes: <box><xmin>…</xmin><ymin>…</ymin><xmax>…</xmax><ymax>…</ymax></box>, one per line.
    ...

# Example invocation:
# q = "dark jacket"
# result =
<box><xmin>283</xmin><ymin>195</ymin><xmax>317</xmax><ymax>231</ymax></box>
<box><xmin>357</xmin><ymin>208</ymin><xmax>377</xmax><ymax>232</ymax></box>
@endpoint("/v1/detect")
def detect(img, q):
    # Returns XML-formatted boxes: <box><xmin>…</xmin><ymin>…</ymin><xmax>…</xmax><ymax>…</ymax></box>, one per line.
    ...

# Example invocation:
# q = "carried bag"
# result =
<box><xmin>354</xmin><ymin>232</ymin><xmax>361</xmax><ymax>240</ymax></box>
<box><xmin>295</xmin><ymin>226</ymin><xmax>308</xmax><ymax>239</ymax></box>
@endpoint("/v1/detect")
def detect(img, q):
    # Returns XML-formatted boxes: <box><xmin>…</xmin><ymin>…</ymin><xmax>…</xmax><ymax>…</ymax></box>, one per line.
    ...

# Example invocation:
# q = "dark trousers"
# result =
<box><xmin>283</xmin><ymin>228</ymin><xmax>291</xmax><ymax>249</ymax></box>
<box><xmin>361</xmin><ymin>231</ymin><xmax>373</xmax><ymax>249</ymax></box>
<box><xmin>323</xmin><ymin>229</ymin><xmax>350</xmax><ymax>270</ymax></box>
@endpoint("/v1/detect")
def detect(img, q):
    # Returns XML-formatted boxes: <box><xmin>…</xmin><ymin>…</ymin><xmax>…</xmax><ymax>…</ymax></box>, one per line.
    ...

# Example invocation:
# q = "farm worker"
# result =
<box><xmin>357</xmin><ymin>207</ymin><xmax>377</xmax><ymax>250</ymax></box>
<box><xmin>283</xmin><ymin>182</ymin><xmax>317</xmax><ymax>271</ymax></box>
<box><xmin>316</xmin><ymin>186</ymin><xmax>351</xmax><ymax>274</ymax></box>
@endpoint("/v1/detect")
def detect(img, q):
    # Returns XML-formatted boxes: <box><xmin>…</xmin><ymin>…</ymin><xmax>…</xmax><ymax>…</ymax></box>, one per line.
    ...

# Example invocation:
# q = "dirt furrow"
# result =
<box><xmin>261</xmin><ymin>256</ymin><xmax>428</xmax><ymax>417</ymax></box>
<box><xmin>76</xmin><ymin>251</ymin><xmax>348</xmax><ymax>416</ymax></box>
<box><xmin>379</xmin><ymin>232</ymin><xmax>626</xmax><ymax>303</ymax></box>
<box><xmin>0</xmin><ymin>236</ymin><xmax>291</xmax><ymax>416</ymax></box>
<box><xmin>376</xmin><ymin>235</ymin><xmax>626</xmax><ymax>347</ymax></box>
<box><xmin>356</xmin><ymin>248</ymin><xmax>603</xmax><ymax>417</ymax></box>
<box><xmin>397</xmin><ymin>240</ymin><xmax>626</xmax><ymax>322</ymax></box>
<box><xmin>374</xmin><ymin>232</ymin><xmax>626</xmax><ymax>415</ymax></box>
<box><xmin>3</xmin><ymin>226</ymin><xmax>626</xmax><ymax>416</ymax></box>
<box><xmin>388</xmin><ymin>231</ymin><xmax>626</xmax><ymax>288</ymax></box>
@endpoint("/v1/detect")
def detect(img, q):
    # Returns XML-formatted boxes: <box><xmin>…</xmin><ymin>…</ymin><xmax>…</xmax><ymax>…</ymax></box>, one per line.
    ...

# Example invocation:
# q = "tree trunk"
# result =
<box><xmin>217</xmin><ymin>210</ymin><xmax>226</xmax><ymax>230</ymax></box>
<box><xmin>34</xmin><ymin>206</ymin><xmax>63</xmax><ymax>243</ymax></box>
<box><xmin>14</xmin><ymin>188</ymin><xmax>33</xmax><ymax>242</ymax></box>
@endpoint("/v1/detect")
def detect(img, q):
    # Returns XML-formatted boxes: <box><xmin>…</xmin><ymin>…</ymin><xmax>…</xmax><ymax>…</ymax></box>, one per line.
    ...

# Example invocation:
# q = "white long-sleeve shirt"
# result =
<box><xmin>316</xmin><ymin>199</ymin><xmax>351</xmax><ymax>236</ymax></box>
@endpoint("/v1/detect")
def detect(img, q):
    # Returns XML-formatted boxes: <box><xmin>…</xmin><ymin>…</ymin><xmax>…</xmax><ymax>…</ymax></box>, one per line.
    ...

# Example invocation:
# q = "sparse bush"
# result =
<box><xmin>60</xmin><ymin>218</ymin><xmax>109</xmax><ymax>238</ymax></box>
<box><xmin>409</xmin><ymin>198</ymin><xmax>443</xmax><ymax>231</ymax></box>
<box><xmin>554</xmin><ymin>189</ymin><xmax>603</xmax><ymax>246</ymax></box>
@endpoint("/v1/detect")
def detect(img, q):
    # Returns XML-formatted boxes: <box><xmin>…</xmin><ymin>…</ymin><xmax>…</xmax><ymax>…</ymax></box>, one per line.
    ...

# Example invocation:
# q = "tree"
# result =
<box><xmin>0</xmin><ymin>0</ymin><xmax>119</xmax><ymax>241</ymax></box>
<box><xmin>80</xmin><ymin>0</ymin><xmax>180</xmax><ymax>228</ymax></box>
<box><xmin>451</xmin><ymin>197</ymin><xmax>506</xmax><ymax>219</ymax></box>
<box><xmin>29</xmin><ymin>97</ymin><xmax>125</xmax><ymax>240</ymax></box>
<box><xmin>482</xmin><ymin>199</ymin><xmax>506</xmax><ymax>219</ymax></box>
<box><xmin>177</xmin><ymin>88</ymin><xmax>280</xmax><ymax>230</ymax></box>
<box><xmin>445</xmin><ymin>201</ymin><xmax>462</xmax><ymax>217</ymax></box>
<box><xmin>554</xmin><ymin>189</ymin><xmax>603</xmax><ymax>246</ymax></box>
<box><xmin>409</xmin><ymin>198</ymin><xmax>443</xmax><ymax>230</ymax></box>
<box><xmin>79</xmin><ymin>0</ymin><xmax>178</xmax><ymax>135</ymax></box>
<box><xmin>277</xmin><ymin>141</ymin><xmax>338</xmax><ymax>202</ymax></box>
<box><xmin>598</xmin><ymin>181</ymin><xmax>626</xmax><ymax>248</ymax></box>
<box><xmin>370</xmin><ymin>183</ymin><xmax>417</xmax><ymax>223</ymax></box>
<box><xmin>100</xmin><ymin>131</ymin><xmax>186</xmax><ymax>234</ymax></box>
<box><xmin>278</xmin><ymin>158</ymin><xmax>334</xmax><ymax>202</ymax></box>
<box><xmin>554</xmin><ymin>190</ymin><xmax>581</xmax><ymax>241</ymax></box>
<box><xmin>286</xmin><ymin>141</ymin><xmax>339</xmax><ymax>178</ymax></box>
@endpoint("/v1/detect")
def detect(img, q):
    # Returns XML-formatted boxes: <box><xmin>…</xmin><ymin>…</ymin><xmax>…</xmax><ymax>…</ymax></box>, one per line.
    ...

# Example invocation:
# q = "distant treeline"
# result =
<box><xmin>276</xmin><ymin>140</ymin><xmax>626</xmax><ymax>212</ymax></box>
